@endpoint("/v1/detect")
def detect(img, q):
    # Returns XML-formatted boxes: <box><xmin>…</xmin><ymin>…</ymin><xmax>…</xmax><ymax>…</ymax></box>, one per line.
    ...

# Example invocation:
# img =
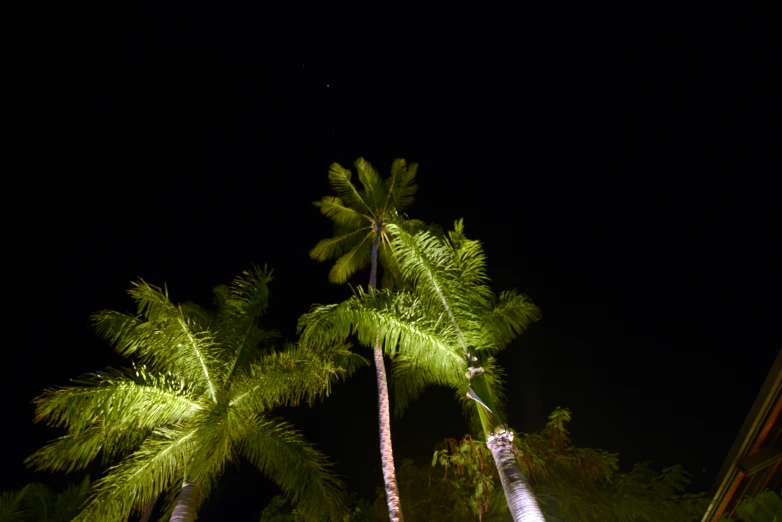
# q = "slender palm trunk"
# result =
<box><xmin>469</xmin><ymin>376</ymin><xmax>545</xmax><ymax>521</ymax></box>
<box><xmin>370</xmin><ymin>224</ymin><xmax>404</xmax><ymax>522</ymax></box>
<box><xmin>374</xmin><ymin>335</ymin><xmax>404</xmax><ymax>521</ymax></box>
<box><xmin>139</xmin><ymin>496</ymin><xmax>156</xmax><ymax>522</ymax></box>
<box><xmin>170</xmin><ymin>482</ymin><xmax>200</xmax><ymax>522</ymax></box>
<box><xmin>486</xmin><ymin>432</ymin><xmax>545</xmax><ymax>522</ymax></box>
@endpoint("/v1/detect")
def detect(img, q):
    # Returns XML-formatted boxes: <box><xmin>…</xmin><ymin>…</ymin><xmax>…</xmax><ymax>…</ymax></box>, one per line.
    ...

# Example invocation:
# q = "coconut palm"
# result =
<box><xmin>309</xmin><ymin>157</ymin><xmax>421</xmax><ymax>522</ymax></box>
<box><xmin>299</xmin><ymin>221</ymin><xmax>546</xmax><ymax>521</ymax></box>
<box><xmin>27</xmin><ymin>266</ymin><xmax>364</xmax><ymax>522</ymax></box>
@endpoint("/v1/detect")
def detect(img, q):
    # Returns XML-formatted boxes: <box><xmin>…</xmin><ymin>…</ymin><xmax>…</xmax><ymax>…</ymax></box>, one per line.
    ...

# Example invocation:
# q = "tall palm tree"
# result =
<box><xmin>27</xmin><ymin>266</ymin><xmax>364</xmax><ymax>522</ymax></box>
<box><xmin>309</xmin><ymin>157</ymin><xmax>420</xmax><ymax>522</ymax></box>
<box><xmin>299</xmin><ymin>221</ymin><xmax>546</xmax><ymax>521</ymax></box>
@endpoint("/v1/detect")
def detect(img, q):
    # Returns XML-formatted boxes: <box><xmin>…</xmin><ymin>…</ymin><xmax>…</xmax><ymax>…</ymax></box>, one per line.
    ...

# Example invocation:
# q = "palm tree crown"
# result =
<box><xmin>27</xmin><ymin>266</ymin><xmax>365</xmax><ymax>522</ymax></box>
<box><xmin>301</xmin><ymin>220</ymin><xmax>540</xmax><ymax>432</ymax></box>
<box><xmin>310</xmin><ymin>157</ymin><xmax>420</xmax><ymax>288</ymax></box>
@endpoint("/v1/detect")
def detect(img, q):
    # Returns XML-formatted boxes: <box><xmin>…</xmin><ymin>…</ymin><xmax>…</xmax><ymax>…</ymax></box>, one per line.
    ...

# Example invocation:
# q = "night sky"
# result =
<box><xmin>9</xmin><ymin>8</ymin><xmax>779</xmax><ymax>520</ymax></box>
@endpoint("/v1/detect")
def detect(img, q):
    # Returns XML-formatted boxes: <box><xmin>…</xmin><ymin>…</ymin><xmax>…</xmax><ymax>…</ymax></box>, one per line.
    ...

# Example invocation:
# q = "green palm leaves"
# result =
<box><xmin>27</xmin><ymin>266</ymin><xmax>364</xmax><ymax>522</ymax></box>
<box><xmin>310</xmin><ymin>157</ymin><xmax>420</xmax><ymax>287</ymax></box>
<box><xmin>0</xmin><ymin>476</ymin><xmax>90</xmax><ymax>522</ymax></box>
<box><xmin>300</xmin><ymin>220</ymin><xmax>541</xmax><ymax>433</ymax></box>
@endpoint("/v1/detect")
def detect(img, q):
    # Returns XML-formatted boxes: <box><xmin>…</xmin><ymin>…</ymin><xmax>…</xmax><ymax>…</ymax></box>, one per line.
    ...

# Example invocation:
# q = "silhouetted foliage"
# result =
<box><xmin>431</xmin><ymin>408</ymin><xmax>710</xmax><ymax>521</ymax></box>
<box><xmin>719</xmin><ymin>489</ymin><xmax>782</xmax><ymax>522</ymax></box>
<box><xmin>0</xmin><ymin>476</ymin><xmax>90</xmax><ymax>522</ymax></box>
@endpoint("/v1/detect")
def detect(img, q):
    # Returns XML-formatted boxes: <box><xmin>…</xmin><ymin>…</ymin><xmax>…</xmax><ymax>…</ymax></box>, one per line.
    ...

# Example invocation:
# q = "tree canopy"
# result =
<box><xmin>26</xmin><ymin>266</ymin><xmax>365</xmax><ymax>521</ymax></box>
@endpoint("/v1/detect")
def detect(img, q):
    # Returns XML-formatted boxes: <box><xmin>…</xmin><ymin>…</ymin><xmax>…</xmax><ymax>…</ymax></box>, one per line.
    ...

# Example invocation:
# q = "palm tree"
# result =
<box><xmin>299</xmin><ymin>221</ymin><xmax>546</xmax><ymax>521</ymax></box>
<box><xmin>309</xmin><ymin>157</ymin><xmax>420</xmax><ymax>522</ymax></box>
<box><xmin>0</xmin><ymin>476</ymin><xmax>90</xmax><ymax>522</ymax></box>
<box><xmin>27</xmin><ymin>266</ymin><xmax>364</xmax><ymax>522</ymax></box>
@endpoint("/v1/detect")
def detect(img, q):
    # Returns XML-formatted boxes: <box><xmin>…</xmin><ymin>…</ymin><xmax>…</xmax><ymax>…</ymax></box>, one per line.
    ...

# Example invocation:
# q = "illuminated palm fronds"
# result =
<box><xmin>309</xmin><ymin>157</ymin><xmax>423</xmax><ymax>288</ymax></box>
<box><xmin>27</xmin><ymin>266</ymin><xmax>364</xmax><ymax>522</ymax></box>
<box><xmin>300</xmin><ymin>220</ymin><xmax>540</xmax><ymax>432</ymax></box>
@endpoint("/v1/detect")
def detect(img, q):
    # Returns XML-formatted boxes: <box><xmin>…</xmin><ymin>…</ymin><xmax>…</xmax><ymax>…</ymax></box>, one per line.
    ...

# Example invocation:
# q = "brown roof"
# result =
<box><xmin>702</xmin><ymin>348</ymin><xmax>782</xmax><ymax>521</ymax></box>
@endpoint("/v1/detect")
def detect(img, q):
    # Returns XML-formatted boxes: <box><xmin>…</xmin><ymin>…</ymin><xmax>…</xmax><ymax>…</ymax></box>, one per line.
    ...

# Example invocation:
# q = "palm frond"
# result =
<box><xmin>326</xmin><ymin>162</ymin><xmax>375</xmax><ymax>218</ymax></box>
<box><xmin>92</xmin><ymin>281</ymin><xmax>221</xmax><ymax>401</ymax></box>
<box><xmin>91</xmin><ymin>311</ymin><xmax>156</xmax><ymax>357</ymax></box>
<box><xmin>27</xmin><ymin>369</ymin><xmax>200</xmax><ymax>473</ymax></box>
<box><xmin>26</xmin><ymin>425</ymin><xmax>149</xmax><ymax>473</ymax></box>
<box><xmin>3</xmin><ymin>476</ymin><xmax>94</xmax><ymax>522</ymax></box>
<box><xmin>230</xmin><ymin>342</ymin><xmax>368</xmax><ymax>413</ymax></box>
<box><xmin>378</xmin><ymin>236</ymin><xmax>405</xmax><ymax>290</ymax></box>
<box><xmin>73</xmin><ymin>427</ymin><xmax>197</xmax><ymax>522</ymax></box>
<box><xmin>383</xmin><ymin>158</ymin><xmax>418</xmax><ymax>213</ymax></box>
<box><xmin>481</xmin><ymin>290</ymin><xmax>542</xmax><ymax>349</ymax></box>
<box><xmin>178</xmin><ymin>301</ymin><xmax>215</xmax><ymax>330</ymax></box>
<box><xmin>327</xmin><ymin>233</ymin><xmax>375</xmax><ymax>284</ymax></box>
<box><xmin>390</xmin><ymin>352</ymin><xmax>507</xmax><ymax>435</ymax></box>
<box><xmin>227</xmin><ymin>265</ymin><xmax>273</xmax><ymax>316</ymax></box>
<box><xmin>184</xmin><ymin>412</ymin><xmax>242</xmax><ymax>483</ymax></box>
<box><xmin>217</xmin><ymin>265</ymin><xmax>279</xmax><ymax>384</ymax></box>
<box><xmin>313</xmin><ymin>195</ymin><xmax>369</xmax><ymax>228</ymax></box>
<box><xmin>31</xmin><ymin>368</ymin><xmax>201</xmax><ymax>434</ymax></box>
<box><xmin>309</xmin><ymin>227</ymin><xmax>373</xmax><ymax>263</ymax></box>
<box><xmin>411</xmin><ymin>219</ymin><xmax>444</xmax><ymax>238</ymax></box>
<box><xmin>354</xmin><ymin>157</ymin><xmax>386</xmax><ymax>213</ymax></box>
<box><xmin>0</xmin><ymin>486</ymin><xmax>31</xmax><ymax>522</ymax></box>
<box><xmin>217</xmin><ymin>322</ymin><xmax>279</xmax><ymax>385</ymax></box>
<box><xmin>445</xmin><ymin>219</ymin><xmax>492</xmax><ymax>289</ymax></box>
<box><xmin>220</xmin><ymin>313</ymin><xmax>276</xmax><ymax>357</ymax></box>
<box><xmin>241</xmin><ymin>416</ymin><xmax>346</xmax><ymax>522</ymax></box>
<box><xmin>390</xmin><ymin>356</ymin><xmax>459</xmax><ymax>417</ymax></box>
<box><xmin>298</xmin><ymin>289</ymin><xmax>464</xmax><ymax>369</ymax></box>
<box><xmin>52</xmin><ymin>475</ymin><xmax>91</xmax><ymax>522</ymax></box>
<box><xmin>22</xmin><ymin>483</ymin><xmax>60</xmax><ymax>522</ymax></box>
<box><xmin>388</xmin><ymin>225</ymin><xmax>485</xmax><ymax>355</ymax></box>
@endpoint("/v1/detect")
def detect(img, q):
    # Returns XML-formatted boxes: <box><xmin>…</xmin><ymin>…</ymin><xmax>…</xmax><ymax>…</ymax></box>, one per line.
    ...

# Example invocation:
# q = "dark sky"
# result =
<box><xmin>9</xmin><ymin>7</ymin><xmax>779</xmax><ymax>520</ymax></box>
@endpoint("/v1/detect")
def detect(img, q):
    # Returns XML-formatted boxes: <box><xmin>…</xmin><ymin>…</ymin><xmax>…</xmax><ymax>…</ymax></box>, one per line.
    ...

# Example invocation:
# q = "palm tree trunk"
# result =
<box><xmin>370</xmin><ymin>223</ymin><xmax>404</xmax><ymax>522</ymax></box>
<box><xmin>486</xmin><ymin>431</ymin><xmax>545</xmax><ymax>522</ymax></box>
<box><xmin>170</xmin><ymin>482</ymin><xmax>200</xmax><ymax>522</ymax></box>
<box><xmin>139</xmin><ymin>496</ymin><xmax>156</xmax><ymax>522</ymax></box>
<box><xmin>374</xmin><ymin>334</ymin><xmax>404</xmax><ymax>521</ymax></box>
